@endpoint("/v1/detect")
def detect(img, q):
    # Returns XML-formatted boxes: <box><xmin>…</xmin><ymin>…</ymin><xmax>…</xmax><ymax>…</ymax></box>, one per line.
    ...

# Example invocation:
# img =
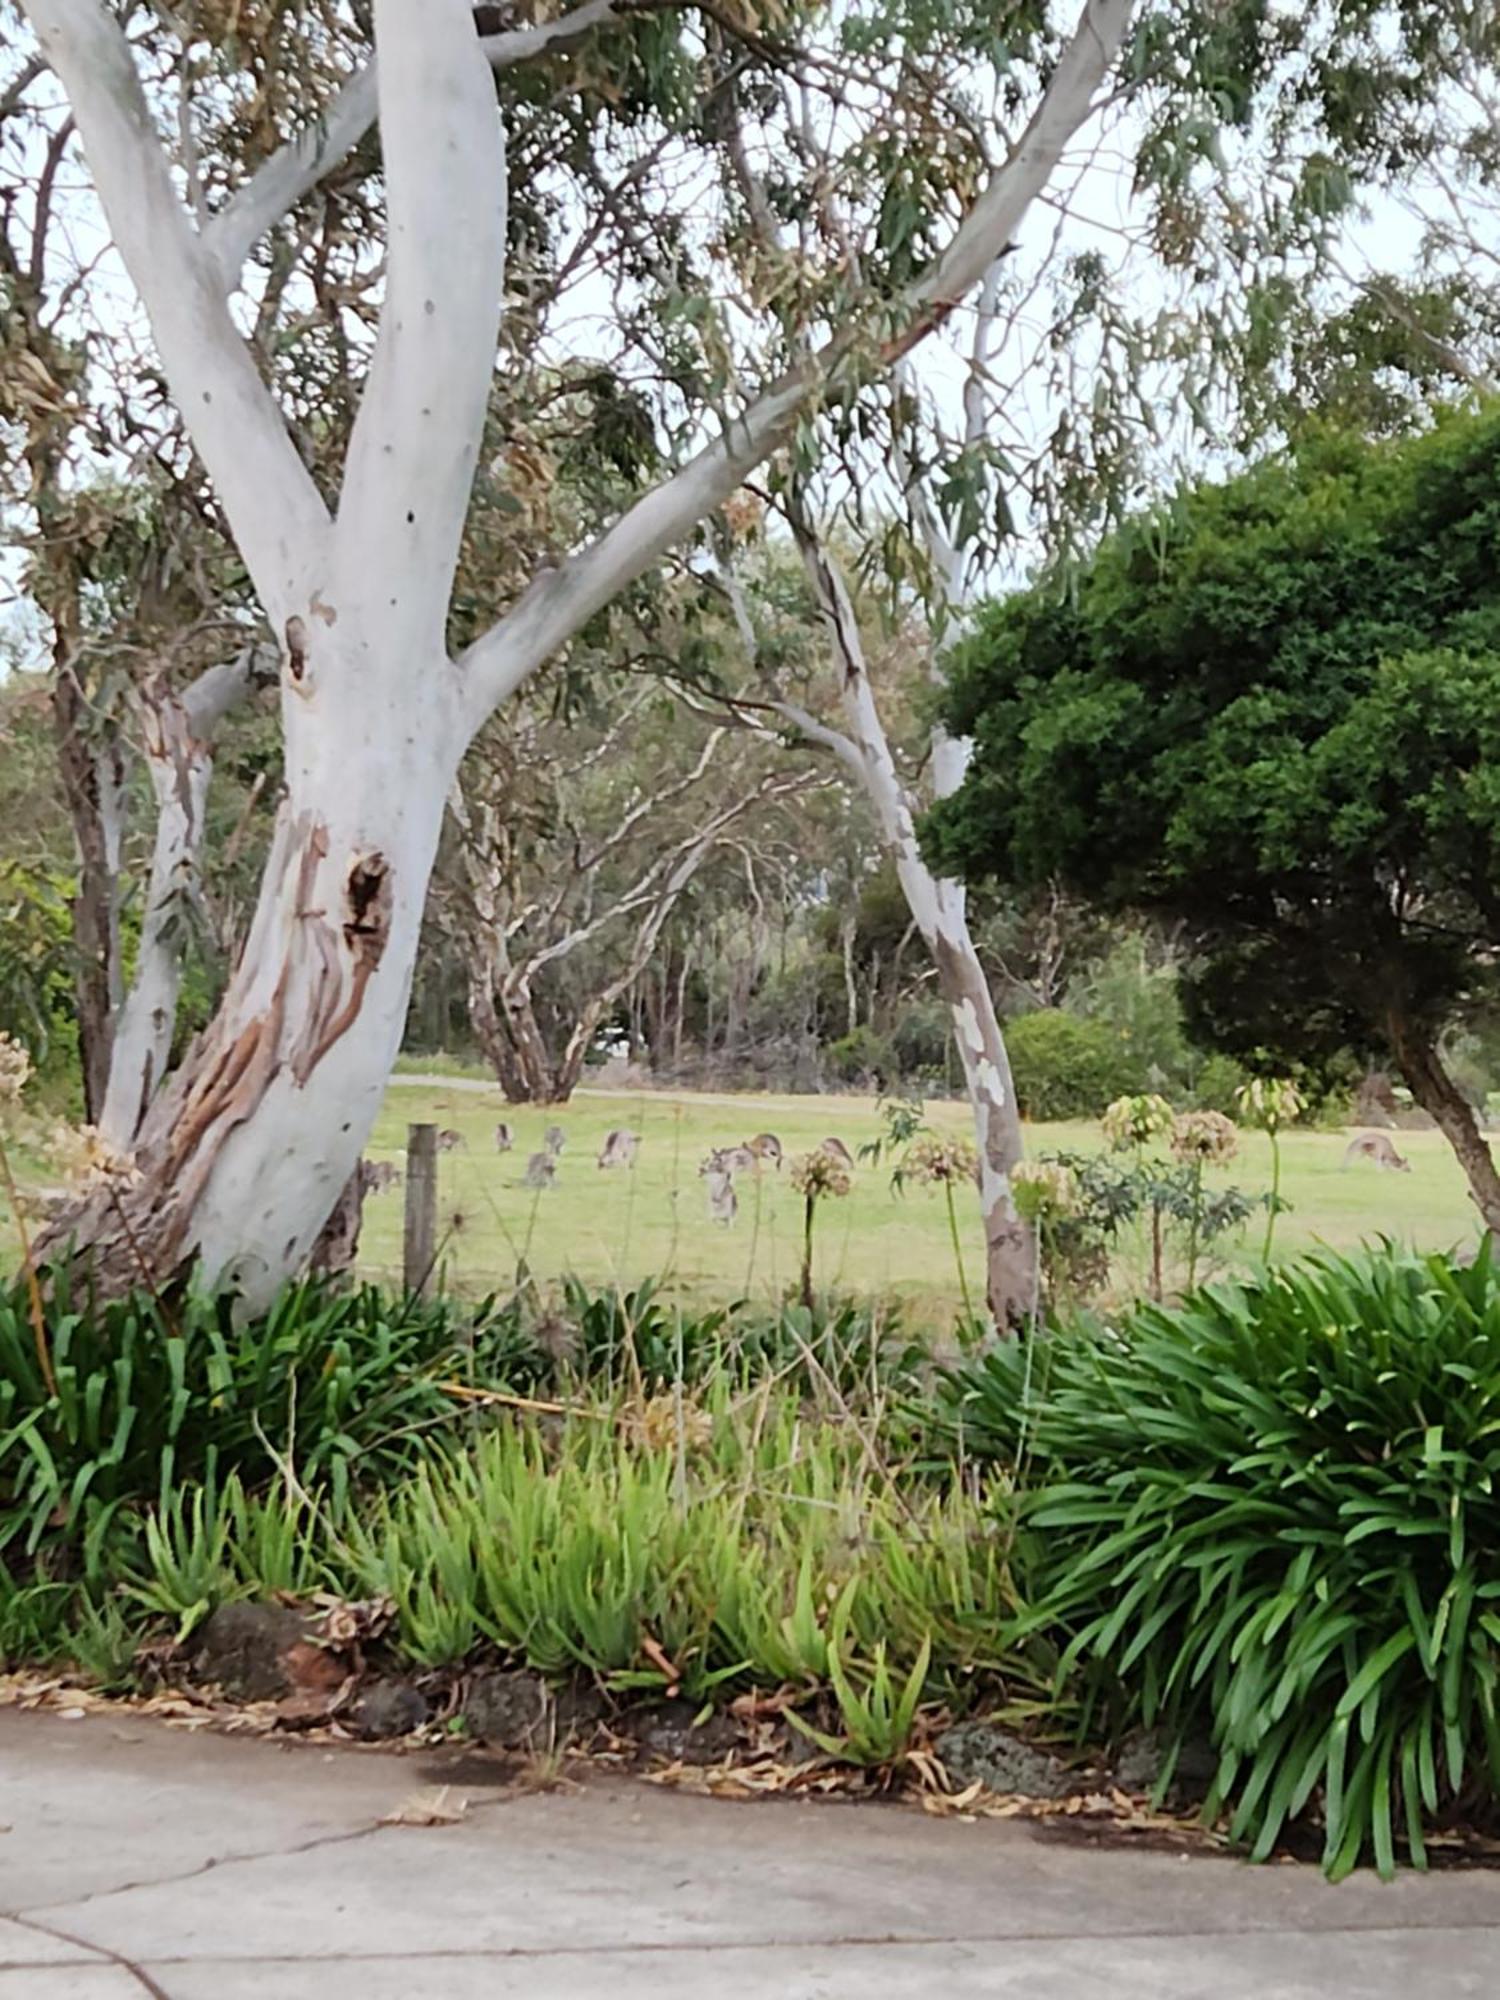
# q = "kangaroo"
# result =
<box><xmin>436</xmin><ymin>1128</ymin><xmax>464</xmax><ymax>1153</ymax></box>
<box><xmin>359</xmin><ymin>1159</ymin><xmax>401</xmax><ymax>1194</ymax></box>
<box><xmin>703</xmin><ymin>1168</ymin><xmax>738</xmax><ymax>1226</ymax></box>
<box><xmin>1342</xmin><ymin>1132</ymin><xmax>1412</xmax><ymax>1173</ymax></box>
<box><xmin>746</xmin><ymin>1132</ymin><xmax>783</xmax><ymax>1169</ymax></box>
<box><xmin>494</xmin><ymin>1121</ymin><xmax>514</xmax><ymax>1153</ymax></box>
<box><xmin>543</xmin><ymin>1125</ymin><xmax>566</xmax><ymax>1156</ymax></box>
<box><xmin>522</xmin><ymin>1150</ymin><xmax>556</xmax><ymax>1189</ymax></box>
<box><xmin>597</xmin><ymin>1128</ymin><xmax>640</xmax><ymax>1170</ymax></box>
<box><xmin>819</xmin><ymin>1136</ymin><xmax>855</xmax><ymax>1168</ymax></box>
<box><xmin>707</xmin><ymin>1142</ymin><xmax>756</xmax><ymax>1176</ymax></box>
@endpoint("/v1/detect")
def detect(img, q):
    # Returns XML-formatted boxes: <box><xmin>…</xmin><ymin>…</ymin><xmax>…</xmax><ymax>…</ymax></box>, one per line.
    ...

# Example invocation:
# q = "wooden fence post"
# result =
<box><xmin>403</xmin><ymin>1122</ymin><xmax>438</xmax><ymax>1297</ymax></box>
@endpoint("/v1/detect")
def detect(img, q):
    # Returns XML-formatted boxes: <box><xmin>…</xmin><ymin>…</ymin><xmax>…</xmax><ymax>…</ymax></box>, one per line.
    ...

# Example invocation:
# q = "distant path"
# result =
<box><xmin>385</xmin><ymin>1073</ymin><xmax>904</xmax><ymax>1117</ymax></box>
<box><xmin>4</xmin><ymin>1706</ymin><xmax>1496</xmax><ymax>1998</ymax></box>
<box><xmin>388</xmin><ymin>1072</ymin><xmax>498</xmax><ymax>1094</ymax></box>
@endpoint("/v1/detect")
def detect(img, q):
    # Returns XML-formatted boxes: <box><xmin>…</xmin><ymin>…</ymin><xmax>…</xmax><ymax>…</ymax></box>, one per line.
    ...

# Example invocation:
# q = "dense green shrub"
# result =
<box><xmin>0</xmin><ymin>1273</ymin><xmax>543</xmax><ymax>1579</ymax></box>
<box><xmin>825</xmin><ymin>1025</ymin><xmax>899</xmax><ymax>1087</ymax></box>
<box><xmin>1004</xmin><ymin>1009</ymin><xmax>1136</xmax><ymax>1120</ymax></box>
<box><xmin>1190</xmin><ymin>1052</ymin><xmax>1248</xmax><ymax>1115</ymax></box>
<box><xmin>941</xmin><ymin>1248</ymin><xmax>1500</xmax><ymax>1875</ymax></box>
<box><xmin>890</xmin><ymin>1000</ymin><xmax>951</xmax><ymax>1081</ymax></box>
<box><xmin>1067</xmin><ymin>937</ymin><xmax>1190</xmax><ymax>1095</ymax></box>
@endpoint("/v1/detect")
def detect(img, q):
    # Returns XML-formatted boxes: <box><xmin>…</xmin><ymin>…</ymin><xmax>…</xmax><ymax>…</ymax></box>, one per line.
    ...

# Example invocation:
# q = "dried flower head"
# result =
<box><xmin>1011</xmin><ymin>1157</ymin><xmax>1080</xmax><ymax>1224</ymax></box>
<box><xmin>0</xmin><ymin>1032</ymin><xmax>33</xmax><ymax>1107</ymax></box>
<box><xmin>1170</xmin><ymin>1109</ymin><xmax>1239</xmax><ymax>1167</ymax></box>
<box><xmin>789</xmin><ymin>1149</ymin><xmax>853</xmax><ymax>1200</ymax></box>
<box><xmin>624</xmin><ymin>1392</ymin><xmax>713</xmax><ymax>1455</ymax></box>
<box><xmin>905</xmin><ymin>1134</ymin><xmax>980</xmax><ymax>1187</ymax></box>
<box><xmin>1234</xmin><ymin>1076</ymin><xmax>1306</xmax><ymax>1133</ymax></box>
<box><xmin>48</xmin><ymin>1122</ymin><xmax>139</xmax><ymax>1188</ymax></box>
<box><xmin>1101</xmin><ymin>1092</ymin><xmax>1174</xmax><ymax>1151</ymax></box>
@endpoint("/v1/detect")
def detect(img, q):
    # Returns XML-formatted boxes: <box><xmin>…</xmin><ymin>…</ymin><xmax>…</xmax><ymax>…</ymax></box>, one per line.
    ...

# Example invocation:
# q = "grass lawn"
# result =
<box><xmin>359</xmin><ymin>1077</ymin><xmax>1483</xmax><ymax>1315</ymax></box>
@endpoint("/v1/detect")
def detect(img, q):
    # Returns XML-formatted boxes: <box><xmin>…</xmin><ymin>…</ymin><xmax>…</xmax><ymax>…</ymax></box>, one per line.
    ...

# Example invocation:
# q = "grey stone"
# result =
<box><xmin>348</xmin><ymin>1679</ymin><xmax>429</xmax><ymax>1741</ymax></box>
<box><xmin>1113</xmin><ymin>1726</ymin><xmax>1219</xmax><ymax>1804</ymax></box>
<box><xmin>463</xmin><ymin>1669</ymin><xmax>602</xmax><ymax>1748</ymax></box>
<box><xmin>463</xmin><ymin>1669</ymin><xmax>545</xmax><ymax>1746</ymax></box>
<box><xmin>191</xmin><ymin>1601</ymin><xmax>313</xmax><ymax>1701</ymax></box>
<box><xmin>630</xmin><ymin>1699</ymin><xmax>741</xmax><ymax>1765</ymax></box>
<box><xmin>934</xmin><ymin>1720</ymin><xmax>1071</xmax><ymax>1798</ymax></box>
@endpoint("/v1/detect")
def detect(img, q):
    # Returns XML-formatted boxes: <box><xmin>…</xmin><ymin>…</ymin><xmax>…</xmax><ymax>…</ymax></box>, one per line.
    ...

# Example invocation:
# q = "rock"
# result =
<box><xmin>349</xmin><ymin>1679</ymin><xmax>430</xmax><ymax>1741</ymax></box>
<box><xmin>934</xmin><ymin>1721</ymin><xmax>1070</xmax><ymax>1799</ymax></box>
<box><xmin>631</xmin><ymin>1699</ymin><xmax>740</xmax><ymax>1766</ymax></box>
<box><xmin>1113</xmin><ymin>1726</ymin><xmax>1218</xmax><ymax>1804</ymax></box>
<box><xmin>192</xmin><ymin>1602</ymin><xmax>315</xmax><ymax>1702</ymax></box>
<box><xmin>464</xmin><ymin>1669</ymin><xmax>546</xmax><ymax>1745</ymax></box>
<box><xmin>463</xmin><ymin>1670</ymin><xmax>603</xmax><ymax>1748</ymax></box>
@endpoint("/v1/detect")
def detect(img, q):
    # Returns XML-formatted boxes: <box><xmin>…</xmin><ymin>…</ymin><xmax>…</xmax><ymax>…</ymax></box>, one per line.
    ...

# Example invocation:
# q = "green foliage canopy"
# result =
<box><xmin>927</xmin><ymin>405</ymin><xmax>1500</xmax><ymax>1079</ymax></box>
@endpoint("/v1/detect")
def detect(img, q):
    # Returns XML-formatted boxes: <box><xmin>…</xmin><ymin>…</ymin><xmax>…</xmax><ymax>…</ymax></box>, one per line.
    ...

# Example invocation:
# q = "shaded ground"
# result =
<box><xmin>2</xmin><ymin>1707</ymin><xmax>1497</xmax><ymax>1997</ymax></box>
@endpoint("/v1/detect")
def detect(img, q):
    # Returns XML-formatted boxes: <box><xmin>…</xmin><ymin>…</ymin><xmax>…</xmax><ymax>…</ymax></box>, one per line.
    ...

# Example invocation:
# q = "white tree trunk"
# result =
<box><xmin>790</xmin><ymin>530</ymin><xmax>1035</xmax><ymax>1324</ymax></box>
<box><xmin>44</xmin><ymin>659</ymin><xmax>466</xmax><ymax>1299</ymax></box>
<box><xmin>99</xmin><ymin>652</ymin><xmax>273</xmax><ymax>1150</ymax></box>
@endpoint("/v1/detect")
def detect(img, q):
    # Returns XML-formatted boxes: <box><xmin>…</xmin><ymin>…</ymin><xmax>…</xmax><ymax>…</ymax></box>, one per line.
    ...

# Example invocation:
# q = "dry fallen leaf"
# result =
<box><xmin>380</xmin><ymin>1786</ymin><xmax>469</xmax><ymax>1828</ymax></box>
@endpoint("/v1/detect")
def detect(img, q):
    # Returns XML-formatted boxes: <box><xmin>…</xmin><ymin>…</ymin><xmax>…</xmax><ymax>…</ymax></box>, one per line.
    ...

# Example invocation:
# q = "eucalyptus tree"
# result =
<box><xmin>443</xmin><ymin>676</ymin><xmax>817</xmax><ymax>1104</ymax></box>
<box><xmin>14</xmin><ymin>0</ymin><xmax>1139</xmax><ymax>1299</ymax></box>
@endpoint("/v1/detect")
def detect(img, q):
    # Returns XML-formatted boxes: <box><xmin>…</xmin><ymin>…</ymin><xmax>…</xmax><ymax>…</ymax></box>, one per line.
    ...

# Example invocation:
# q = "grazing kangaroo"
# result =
<box><xmin>1342</xmin><ymin>1132</ymin><xmax>1412</xmax><ymax>1173</ymax></box>
<box><xmin>706</xmin><ymin>1142</ymin><xmax>756</xmax><ymax>1176</ymax></box>
<box><xmin>436</xmin><ymin>1129</ymin><xmax>464</xmax><ymax>1152</ymax></box>
<box><xmin>359</xmin><ymin>1159</ymin><xmax>401</xmax><ymax>1194</ymax></box>
<box><xmin>522</xmin><ymin>1151</ymin><xmax>556</xmax><ymax>1189</ymax></box>
<box><xmin>597</xmin><ymin>1128</ymin><xmax>640</xmax><ymax>1169</ymax></box>
<box><xmin>819</xmin><ymin>1136</ymin><xmax>855</xmax><ymax>1168</ymax></box>
<box><xmin>746</xmin><ymin>1132</ymin><xmax>783</xmax><ymax>1169</ymax></box>
<box><xmin>494</xmin><ymin>1122</ymin><xmax>514</xmax><ymax>1153</ymax></box>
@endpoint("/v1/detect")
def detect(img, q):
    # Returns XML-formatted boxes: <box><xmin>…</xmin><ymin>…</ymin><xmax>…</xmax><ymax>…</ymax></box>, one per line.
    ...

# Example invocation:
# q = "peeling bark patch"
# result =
<box><xmin>344</xmin><ymin>851</ymin><xmax>391</xmax><ymax>959</ymax></box>
<box><xmin>310</xmin><ymin>593</ymin><xmax>338</xmax><ymax>626</ymax></box>
<box><xmin>290</xmin><ymin>850</ymin><xmax>393</xmax><ymax>1087</ymax></box>
<box><xmin>284</xmin><ymin>615</ymin><xmax>309</xmax><ymax>681</ymax></box>
<box><xmin>975</xmin><ymin>1057</ymin><xmax>1007</xmax><ymax>1106</ymax></box>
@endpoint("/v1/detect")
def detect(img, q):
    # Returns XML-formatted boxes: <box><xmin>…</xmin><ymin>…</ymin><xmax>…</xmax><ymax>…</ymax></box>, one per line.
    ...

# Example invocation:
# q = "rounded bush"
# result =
<box><xmin>1004</xmin><ymin>1009</ymin><xmax>1136</xmax><ymax>1120</ymax></box>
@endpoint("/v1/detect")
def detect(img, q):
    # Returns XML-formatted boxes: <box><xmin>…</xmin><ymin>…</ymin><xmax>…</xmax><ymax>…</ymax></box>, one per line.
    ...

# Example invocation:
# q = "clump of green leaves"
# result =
<box><xmin>339</xmin><ymin>1379</ymin><xmax>1023</xmax><ymax>1728</ymax></box>
<box><xmin>940</xmin><ymin>1245</ymin><xmax>1500</xmax><ymax>1875</ymax></box>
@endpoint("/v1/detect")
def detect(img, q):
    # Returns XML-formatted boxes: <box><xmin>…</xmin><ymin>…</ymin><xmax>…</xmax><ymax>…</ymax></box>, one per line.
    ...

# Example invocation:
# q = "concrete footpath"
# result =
<box><xmin>1</xmin><ymin>1706</ymin><xmax>1496</xmax><ymax>1998</ymax></box>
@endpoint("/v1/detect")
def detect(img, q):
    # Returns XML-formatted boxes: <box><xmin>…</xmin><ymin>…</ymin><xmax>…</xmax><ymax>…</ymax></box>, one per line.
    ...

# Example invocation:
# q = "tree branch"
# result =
<box><xmin>22</xmin><ymin>0</ymin><xmax>331</xmax><ymax>624</ymax></box>
<box><xmin>203</xmin><ymin>0</ymin><xmax>647</xmax><ymax>290</ymax></box>
<box><xmin>458</xmin><ymin>0</ymin><xmax>1134</xmax><ymax>729</ymax></box>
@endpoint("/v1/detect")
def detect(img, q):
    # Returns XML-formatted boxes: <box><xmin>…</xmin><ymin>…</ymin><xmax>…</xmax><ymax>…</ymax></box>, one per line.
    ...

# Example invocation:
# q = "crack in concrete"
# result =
<box><xmin>10</xmin><ymin>1816</ymin><xmax>392</xmax><ymax>1922</ymax></box>
<box><xmin>40</xmin><ymin>1919</ymin><xmax>1500</xmax><ymax>1973</ymax></box>
<box><xmin>9</xmin><ymin>1787</ymin><xmax>521</xmax><ymax>1926</ymax></box>
<box><xmin>9</xmin><ymin>1912</ymin><xmax>173</xmax><ymax>1998</ymax></box>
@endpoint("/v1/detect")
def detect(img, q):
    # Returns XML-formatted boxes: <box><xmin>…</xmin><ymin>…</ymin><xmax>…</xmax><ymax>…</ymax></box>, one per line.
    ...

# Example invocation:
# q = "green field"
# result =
<box><xmin>360</xmin><ymin>1078</ymin><xmax>1483</xmax><ymax>1313</ymax></box>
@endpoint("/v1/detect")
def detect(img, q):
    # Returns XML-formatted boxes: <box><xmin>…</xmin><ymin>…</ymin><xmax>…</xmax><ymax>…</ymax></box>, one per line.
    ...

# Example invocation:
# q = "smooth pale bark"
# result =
<box><xmin>26</xmin><ymin>0</ymin><xmax>1130</xmax><ymax>1300</ymax></box>
<box><xmin>788</xmin><ymin>531</ymin><xmax>1035</xmax><ymax>1325</ymax></box>
<box><xmin>98</xmin><ymin>650</ymin><xmax>275</xmax><ymax>1150</ymax></box>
